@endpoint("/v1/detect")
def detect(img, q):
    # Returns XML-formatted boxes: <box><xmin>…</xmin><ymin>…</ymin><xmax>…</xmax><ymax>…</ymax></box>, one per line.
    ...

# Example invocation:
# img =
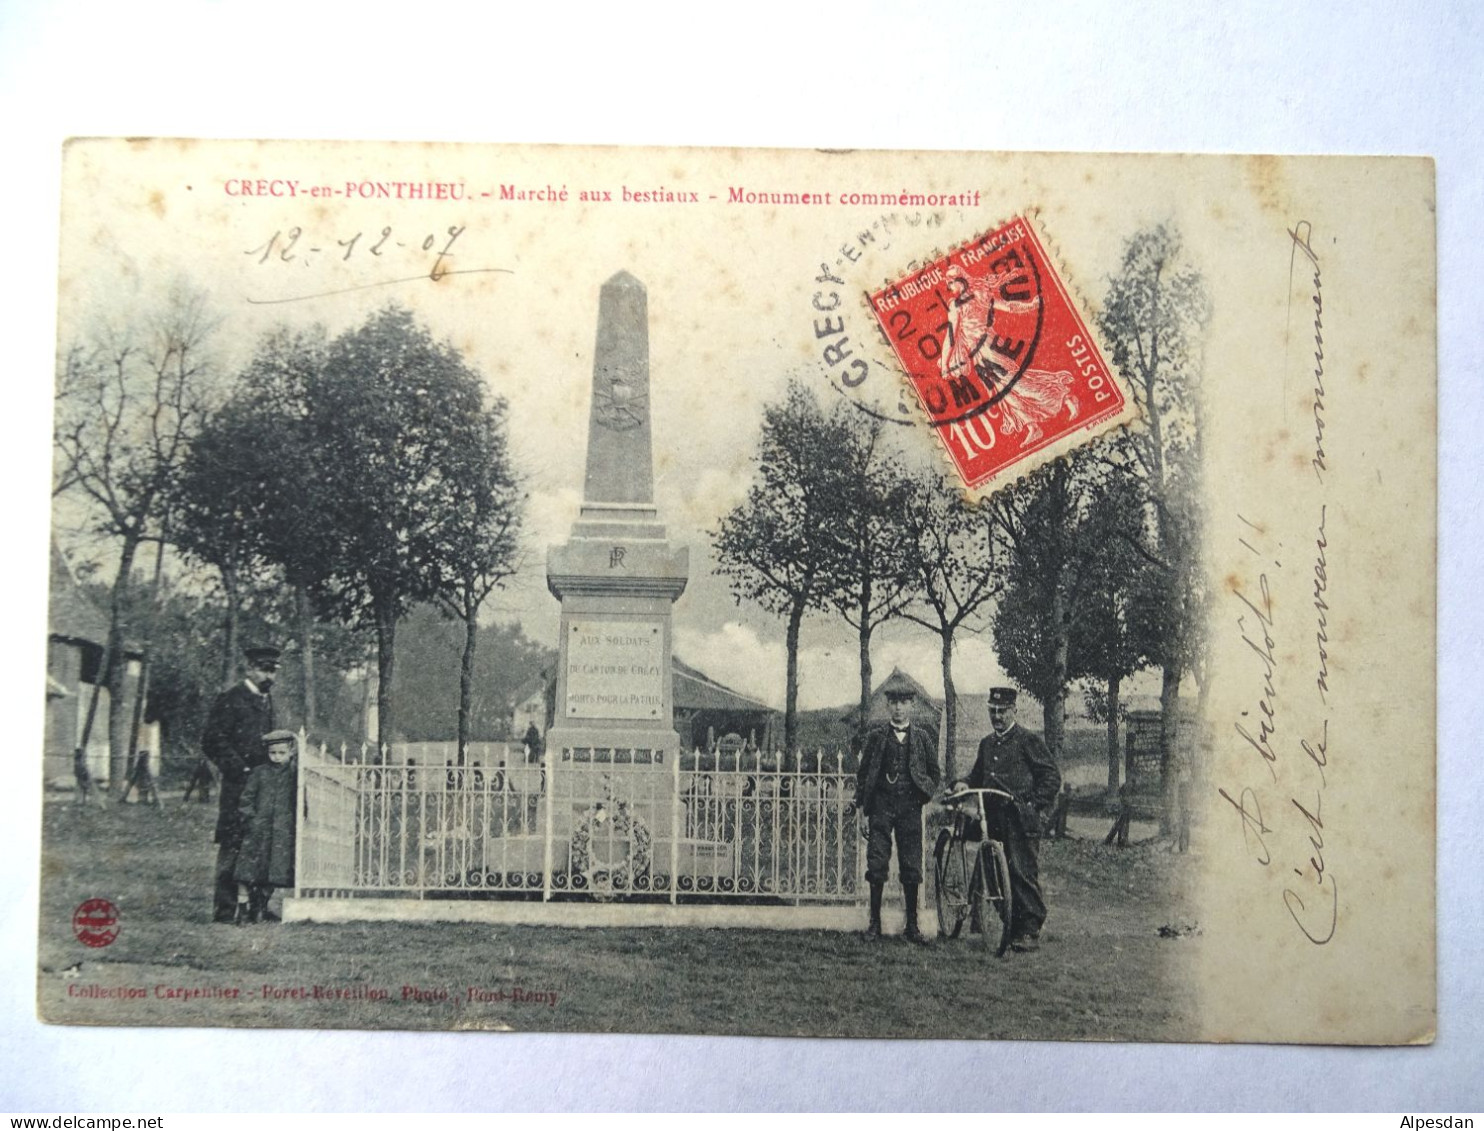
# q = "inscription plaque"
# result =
<box><xmin>565</xmin><ymin>620</ymin><xmax>664</xmax><ymax>720</ymax></box>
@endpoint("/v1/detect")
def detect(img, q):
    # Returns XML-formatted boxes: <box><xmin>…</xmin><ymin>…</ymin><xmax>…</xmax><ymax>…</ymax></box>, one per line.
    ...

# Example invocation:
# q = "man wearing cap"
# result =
<box><xmin>854</xmin><ymin>677</ymin><xmax>940</xmax><ymax>943</ymax></box>
<box><xmin>202</xmin><ymin>644</ymin><xmax>280</xmax><ymax>924</ymax></box>
<box><xmin>962</xmin><ymin>687</ymin><xmax>1061</xmax><ymax>951</ymax></box>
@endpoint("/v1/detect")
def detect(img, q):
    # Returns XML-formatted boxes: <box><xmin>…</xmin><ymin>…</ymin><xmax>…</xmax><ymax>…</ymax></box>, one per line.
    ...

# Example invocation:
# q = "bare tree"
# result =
<box><xmin>430</xmin><ymin>395</ymin><xmax>523</xmax><ymax>765</ymax></box>
<box><xmin>898</xmin><ymin>469</ymin><xmax>1001</xmax><ymax>779</ymax></box>
<box><xmin>53</xmin><ymin>282</ymin><xmax>219</xmax><ymax>782</ymax></box>
<box><xmin>713</xmin><ymin>380</ymin><xmax>846</xmax><ymax>753</ymax></box>
<box><xmin>819</xmin><ymin>404</ymin><xmax>917</xmax><ymax>743</ymax></box>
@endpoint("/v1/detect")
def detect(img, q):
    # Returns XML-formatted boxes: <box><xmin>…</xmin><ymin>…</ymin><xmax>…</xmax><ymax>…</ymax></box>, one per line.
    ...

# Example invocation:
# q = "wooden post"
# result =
<box><xmin>542</xmin><ymin>748</ymin><xmax>554</xmax><ymax>902</ymax></box>
<box><xmin>670</xmin><ymin>744</ymin><xmax>682</xmax><ymax>904</ymax></box>
<box><xmin>293</xmin><ymin>731</ymin><xmax>306</xmax><ymax>901</ymax></box>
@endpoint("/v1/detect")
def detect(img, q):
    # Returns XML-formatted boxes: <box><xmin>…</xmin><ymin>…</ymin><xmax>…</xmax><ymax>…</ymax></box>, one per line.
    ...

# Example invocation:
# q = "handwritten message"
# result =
<box><xmin>1219</xmin><ymin>221</ymin><xmax>1337</xmax><ymax>946</ymax></box>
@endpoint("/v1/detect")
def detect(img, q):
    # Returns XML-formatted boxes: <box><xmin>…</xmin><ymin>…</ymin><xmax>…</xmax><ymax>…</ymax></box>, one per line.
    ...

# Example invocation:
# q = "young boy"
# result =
<box><xmin>233</xmin><ymin>729</ymin><xmax>298</xmax><ymax>925</ymax></box>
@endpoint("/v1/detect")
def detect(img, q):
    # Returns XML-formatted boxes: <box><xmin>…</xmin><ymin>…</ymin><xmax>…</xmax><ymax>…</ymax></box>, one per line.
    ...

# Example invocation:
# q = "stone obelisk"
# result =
<box><xmin>546</xmin><ymin>271</ymin><xmax>689</xmax><ymax>766</ymax></box>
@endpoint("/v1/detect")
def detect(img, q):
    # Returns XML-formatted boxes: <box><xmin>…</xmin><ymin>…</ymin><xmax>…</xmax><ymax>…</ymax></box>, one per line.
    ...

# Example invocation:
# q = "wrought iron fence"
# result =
<box><xmin>295</xmin><ymin>742</ymin><xmax>865</xmax><ymax>903</ymax></box>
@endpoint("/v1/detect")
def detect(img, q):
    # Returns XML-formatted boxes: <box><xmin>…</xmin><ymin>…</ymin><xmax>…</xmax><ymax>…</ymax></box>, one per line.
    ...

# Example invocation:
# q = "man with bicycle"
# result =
<box><xmin>960</xmin><ymin>687</ymin><xmax>1061</xmax><ymax>952</ymax></box>
<box><xmin>854</xmin><ymin>677</ymin><xmax>940</xmax><ymax>944</ymax></box>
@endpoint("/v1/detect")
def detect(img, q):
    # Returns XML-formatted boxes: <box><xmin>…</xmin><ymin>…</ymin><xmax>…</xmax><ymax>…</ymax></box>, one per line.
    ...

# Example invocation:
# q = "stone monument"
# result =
<box><xmin>545</xmin><ymin>271</ymin><xmax>689</xmax><ymax>775</ymax></box>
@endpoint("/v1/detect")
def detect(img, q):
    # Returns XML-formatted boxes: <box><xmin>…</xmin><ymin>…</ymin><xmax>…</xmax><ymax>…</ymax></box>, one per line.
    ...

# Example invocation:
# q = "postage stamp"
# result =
<box><xmin>868</xmin><ymin>215</ymin><xmax>1135</xmax><ymax>494</ymax></box>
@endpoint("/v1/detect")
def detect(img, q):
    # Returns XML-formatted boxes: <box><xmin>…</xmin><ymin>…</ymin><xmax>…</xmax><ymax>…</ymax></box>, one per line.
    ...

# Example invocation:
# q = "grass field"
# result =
<box><xmin>37</xmin><ymin>795</ymin><xmax>1200</xmax><ymax>1040</ymax></box>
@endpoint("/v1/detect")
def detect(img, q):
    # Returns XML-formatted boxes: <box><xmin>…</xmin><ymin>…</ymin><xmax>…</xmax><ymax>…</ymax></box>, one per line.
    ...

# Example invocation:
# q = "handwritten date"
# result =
<box><xmin>246</xmin><ymin>224</ymin><xmax>465</xmax><ymax>280</ymax></box>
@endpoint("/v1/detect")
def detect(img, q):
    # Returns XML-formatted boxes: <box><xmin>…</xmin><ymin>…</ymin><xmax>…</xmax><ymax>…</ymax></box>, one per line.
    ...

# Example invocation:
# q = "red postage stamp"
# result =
<box><xmin>868</xmin><ymin>215</ymin><xmax>1131</xmax><ymax>493</ymax></box>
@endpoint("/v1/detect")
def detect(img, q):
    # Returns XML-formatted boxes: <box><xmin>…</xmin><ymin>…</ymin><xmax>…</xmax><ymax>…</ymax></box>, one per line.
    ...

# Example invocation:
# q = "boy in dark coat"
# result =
<box><xmin>233</xmin><ymin>730</ymin><xmax>298</xmax><ymax>925</ymax></box>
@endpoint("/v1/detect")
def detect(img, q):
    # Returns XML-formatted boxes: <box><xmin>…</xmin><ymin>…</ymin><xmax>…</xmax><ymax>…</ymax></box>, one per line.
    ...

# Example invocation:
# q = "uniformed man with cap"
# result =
<box><xmin>961</xmin><ymin>686</ymin><xmax>1061</xmax><ymax>951</ymax></box>
<box><xmin>202</xmin><ymin>643</ymin><xmax>281</xmax><ymax>923</ymax></box>
<box><xmin>853</xmin><ymin>674</ymin><xmax>941</xmax><ymax>943</ymax></box>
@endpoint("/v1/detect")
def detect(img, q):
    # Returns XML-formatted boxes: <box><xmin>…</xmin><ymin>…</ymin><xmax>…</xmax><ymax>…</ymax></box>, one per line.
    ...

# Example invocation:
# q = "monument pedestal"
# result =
<box><xmin>545</xmin><ymin>535</ymin><xmax>689</xmax><ymax>762</ymax></box>
<box><xmin>543</xmin><ymin>271</ymin><xmax>689</xmax><ymax>870</ymax></box>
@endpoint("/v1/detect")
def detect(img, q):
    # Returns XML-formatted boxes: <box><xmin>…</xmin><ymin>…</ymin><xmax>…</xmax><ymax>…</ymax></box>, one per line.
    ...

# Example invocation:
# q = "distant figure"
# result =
<box><xmin>182</xmin><ymin>755</ymin><xmax>213</xmax><ymax>803</ymax></box>
<box><xmin>72</xmin><ymin>746</ymin><xmax>104</xmax><ymax>810</ymax></box>
<box><xmin>119</xmin><ymin>748</ymin><xmax>160</xmax><ymax>807</ymax></box>
<box><xmin>853</xmin><ymin>677</ymin><xmax>941</xmax><ymax>944</ymax></box>
<box><xmin>233</xmin><ymin>730</ymin><xmax>298</xmax><ymax>925</ymax></box>
<box><xmin>1046</xmin><ymin>781</ymin><xmax>1073</xmax><ymax>839</ymax></box>
<box><xmin>1105</xmin><ymin>781</ymin><xmax>1135</xmax><ymax>848</ymax></box>
<box><xmin>523</xmin><ymin>722</ymin><xmax>543</xmax><ymax>763</ymax></box>
<box><xmin>1174</xmin><ymin>768</ymin><xmax>1192</xmax><ymax>854</ymax></box>
<box><xmin>202</xmin><ymin>643</ymin><xmax>279</xmax><ymax>924</ymax></box>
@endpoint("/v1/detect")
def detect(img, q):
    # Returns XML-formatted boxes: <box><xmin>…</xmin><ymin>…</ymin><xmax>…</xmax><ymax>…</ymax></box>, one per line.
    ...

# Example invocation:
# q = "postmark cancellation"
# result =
<box><xmin>867</xmin><ymin>214</ymin><xmax>1136</xmax><ymax>497</ymax></box>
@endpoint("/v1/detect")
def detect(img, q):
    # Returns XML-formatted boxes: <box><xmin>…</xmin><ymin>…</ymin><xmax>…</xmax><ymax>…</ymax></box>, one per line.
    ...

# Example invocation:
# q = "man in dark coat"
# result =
<box><xmin>854</xmin><ymin>677</ymin><xmax>940</xmax><ymax>943</ymax></box>
<box><xmin>202</xmin><ymin>643</ymin><xmax>279</xmax><ymax>923</ymax></box>
<box><xmin>962</xmin><ymin>686</ymin><xmax>1061</xmax><ymax>951</ymax></box>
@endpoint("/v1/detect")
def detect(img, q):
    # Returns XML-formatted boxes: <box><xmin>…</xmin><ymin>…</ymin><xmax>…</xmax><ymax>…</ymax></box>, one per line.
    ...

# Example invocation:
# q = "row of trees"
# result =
<box><xmin>54</xmin><ymin>297</ymin><xmax>526</xmax><ymax>780</ymax></box>
<box><xmin>70</xmin><ymin>569</ymin><xmax>552</xmax><ymax>769</ymax></box>
<box><xmin>53</xmin><ymin>225</ymin><xmax>1205</xmax><ymax>818</ymax></box>
<box><xmin>713</xmin><ymin>226</ymin><xmax>1211</xmax><ymax>819</ymax></box>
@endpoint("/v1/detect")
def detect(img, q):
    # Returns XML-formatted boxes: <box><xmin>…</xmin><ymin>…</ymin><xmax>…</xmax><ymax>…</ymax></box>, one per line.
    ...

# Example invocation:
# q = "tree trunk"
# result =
<box><xmin>374</xmin><ymin>595</ymin><xmax>398</xmax><ymax>758</ymax></box>
<box><xmin>854</xmin><ymin>564</ymin><xmax>872</xmax><ymax>739</ymax></box>
<box><xmin>783</xmin><ymin>597</ymin><xmax>805</xmax><ymax>760</ymax></box>
<box><xmin>124</xmin><ymin>652</ymin><xmax>152</xmax><ymax>798</ymax></box>
<box><xmin>106</xmin><ymin>638</ymin><xmax>130</xmax><ymax>786</ymax></box>
<box><xmin>360</xmin><ymin>653</ymin><xmax>376</xmax><ymax>749</ymax></box>
<box><xmin>1044</xmin><ymin>583</ymin><xmax>1069</xmax><ymax>760</ymax></box>
<box><xmin>220</xmin><ymin>563</ymin><xmax>240</xmax><ymax>688</ymax></box>
<box><xmin>1150</xmin><ymin>420</ymin><xmax>1181</xmax><ymax>834</ymax></box>
<box><xmin>1193</xmin><ymin>658</ymin><xmax>1211</xmax><ymax>789</ymax></box>
<box><xmin>457</xmin><ymin>580</ymin><xmax>477</xmax><ymax>766</ymax></box>
<box><xmin>940</xmin><ymin>629</ymin><xmax>957</xmax><ymax>782</ymax></box>
<box><xmin>1158</xmin><ymin>662</ymin><xmax>1182</xmax><ymax>835</ymax></box>
<box><xmin>123</xmin><ymin>537</ymin><xmax>168</xmax><ymax>795</ymax></box>
<box><xmin>1106</xmin><ymin>674</ymin><xmax>1121</xmax><ymax>796</ymax></box>
<box><xmin>296</xmin><ymin>584</ymin><xmax>316</xmax><ymax>732</ymax></box>
<box><xmin>104</xmin><ymin>533</ymin><xmax>141</xmax><ymax>786</ymax></box>
<box><xmin>1042</xmin><ymin>692</ymin><xmax>1066</xmax><ymax>767</ymax></box>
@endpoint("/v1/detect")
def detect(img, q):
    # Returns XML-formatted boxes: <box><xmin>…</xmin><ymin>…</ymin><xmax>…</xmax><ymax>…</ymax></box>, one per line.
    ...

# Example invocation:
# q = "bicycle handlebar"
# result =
<box><xmin>940</xmin><ymin>786</ymin><xmax>1016</xmax><ymax>803</ymax></box>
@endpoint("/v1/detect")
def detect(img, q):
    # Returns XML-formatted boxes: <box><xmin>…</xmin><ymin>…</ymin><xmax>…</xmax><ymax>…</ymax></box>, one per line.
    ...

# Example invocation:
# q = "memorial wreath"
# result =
<box><xmin>568</xmin><ymin>798</ymin><xmax>652</xmax><ymax>890</ymax></box>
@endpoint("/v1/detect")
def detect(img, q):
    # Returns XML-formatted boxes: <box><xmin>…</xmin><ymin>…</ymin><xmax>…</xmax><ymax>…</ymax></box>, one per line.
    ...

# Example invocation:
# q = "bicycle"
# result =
<box><xmin>933</xmin><ymin>785</ymin><xmax>1015</xmax><ymax>956</ymax></box>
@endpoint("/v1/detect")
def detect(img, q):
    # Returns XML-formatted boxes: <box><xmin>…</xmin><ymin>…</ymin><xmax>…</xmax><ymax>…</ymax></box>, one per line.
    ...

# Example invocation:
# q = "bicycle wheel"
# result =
<box><xmin>933</xmin><ymin>828</ymin><xmax>970</xmax><ymax>939</ymax></box>
<box><xmin>978</xmin><ymin>841</ymin><xmax>1014</xmax><ymax>957</ymax></box>
<box><xmin>969</xmin><ymin>852</ymin><xmax>992</xmax><ymax>954</ymax></box>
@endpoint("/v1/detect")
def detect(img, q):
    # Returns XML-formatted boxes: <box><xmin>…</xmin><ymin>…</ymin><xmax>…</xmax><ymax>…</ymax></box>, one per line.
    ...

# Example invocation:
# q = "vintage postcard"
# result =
<box><xmin>39</xmin><ymin>140</ymin><xmax>1435</xmax><ymax>1044</ymax></box>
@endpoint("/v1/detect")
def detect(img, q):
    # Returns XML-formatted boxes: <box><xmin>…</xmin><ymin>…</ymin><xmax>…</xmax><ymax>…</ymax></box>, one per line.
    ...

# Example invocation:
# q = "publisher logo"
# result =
<box><xmin>73</xmin><ymin>898</ymin><xmax>120</xmax><ymax>948</ymax></box>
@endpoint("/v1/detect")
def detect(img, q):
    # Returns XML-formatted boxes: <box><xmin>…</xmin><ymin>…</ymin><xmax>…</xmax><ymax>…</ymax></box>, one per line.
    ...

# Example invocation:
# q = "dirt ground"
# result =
<box><xmin>36</xmin><ymin>795</ymin><xmax>1201</xmax><ymax>1040</ymax></box>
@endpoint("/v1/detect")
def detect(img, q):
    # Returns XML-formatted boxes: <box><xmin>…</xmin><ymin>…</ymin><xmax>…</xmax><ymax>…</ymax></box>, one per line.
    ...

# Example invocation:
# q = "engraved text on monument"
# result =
<box><xmin>565</xmin><ymin>620</ymin><xmax>665</xmax><ymax>720</ymax></box>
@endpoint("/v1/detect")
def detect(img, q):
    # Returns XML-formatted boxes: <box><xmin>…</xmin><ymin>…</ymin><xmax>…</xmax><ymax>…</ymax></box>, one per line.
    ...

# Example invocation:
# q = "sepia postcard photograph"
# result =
<box><xmin>4</xmin><ymin>2</ymin><xmax>1479</xmax><ymax>1116</ymax></box>
<box><xmin>36</xmin><ymin>139</ymin><xmax>1435</xmax><ymax>1046</ymax></box>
